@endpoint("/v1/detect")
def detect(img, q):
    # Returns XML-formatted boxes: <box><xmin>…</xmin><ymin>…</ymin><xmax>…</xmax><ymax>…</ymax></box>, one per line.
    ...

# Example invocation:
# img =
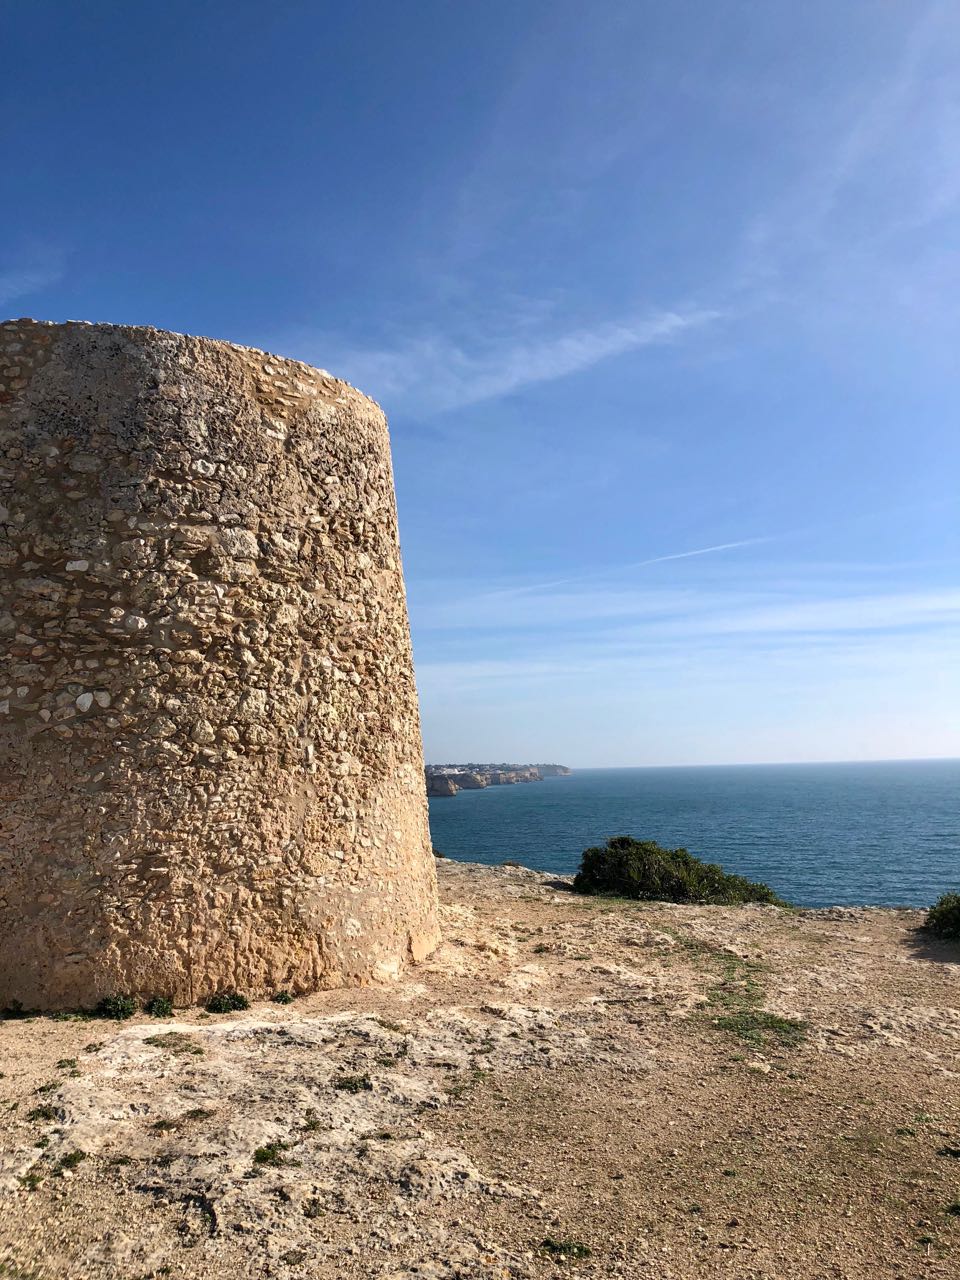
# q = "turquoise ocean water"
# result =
<box><xmin>427</xmin><ymin>760</ymin><xmax>960</xmax><ymax>908</ymax></box>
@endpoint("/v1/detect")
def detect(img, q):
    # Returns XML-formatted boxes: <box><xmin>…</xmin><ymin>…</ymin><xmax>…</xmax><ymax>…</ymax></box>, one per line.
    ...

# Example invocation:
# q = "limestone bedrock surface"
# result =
<box><xmin>0</xmin><ymin>319</ymin><xmax>439</xmax><ymax>1010</ymax></box>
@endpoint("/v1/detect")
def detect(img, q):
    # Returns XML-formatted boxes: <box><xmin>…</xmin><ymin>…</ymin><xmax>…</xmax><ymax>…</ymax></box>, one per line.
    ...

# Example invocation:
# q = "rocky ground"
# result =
<box><xmin>2</xmin><ymin>859</ymin><xmax>959</xmax><ymax>1279</ymax></box>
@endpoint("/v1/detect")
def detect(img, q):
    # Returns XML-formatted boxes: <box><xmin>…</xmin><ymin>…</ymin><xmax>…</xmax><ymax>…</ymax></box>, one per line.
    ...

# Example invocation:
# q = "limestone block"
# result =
<box><xmin>0</xmin><ymin>319</ymin><xmax>439</xmax><ymax>1010</ymax></box>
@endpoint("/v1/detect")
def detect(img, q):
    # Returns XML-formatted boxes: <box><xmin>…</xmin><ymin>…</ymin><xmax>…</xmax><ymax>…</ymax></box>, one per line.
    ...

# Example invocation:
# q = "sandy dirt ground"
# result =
<box><xmin>1</xmin><ymin>859</ymin><xmax>959</xmax><ymax>1279</ymax></box>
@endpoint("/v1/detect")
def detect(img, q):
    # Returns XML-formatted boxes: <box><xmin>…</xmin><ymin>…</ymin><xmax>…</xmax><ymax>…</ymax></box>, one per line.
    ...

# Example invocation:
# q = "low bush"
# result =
<box><xmin>206</xmin><ymin>991</ymin><xmax>249</xmax><ymax>1014</ymax></box>
<box><xmin>573</xmin><ymin>836</ymin><xmax>786</xmax><ymax>906</ymax></box>
<box><xmin>95</xmin><ymin>995</ymin><xmax>137</xmax><ymax>1021</ymax></box>
<box><xmin>925</xmin><ymin>893</ymin><xmax>960</xmax><ymax>940</ymax></box>
<box><xmin>145</xmin><ymin>997</ymin><xmax>173</xmax><ymax>1018</ymax></box>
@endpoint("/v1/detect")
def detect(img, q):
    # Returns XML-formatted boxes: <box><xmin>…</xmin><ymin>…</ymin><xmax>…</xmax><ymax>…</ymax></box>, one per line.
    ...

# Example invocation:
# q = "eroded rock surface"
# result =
<box><xmin>2</xmin><ymin>860</ymin><xmax>959</xmax><ymax>1278</ymax></box>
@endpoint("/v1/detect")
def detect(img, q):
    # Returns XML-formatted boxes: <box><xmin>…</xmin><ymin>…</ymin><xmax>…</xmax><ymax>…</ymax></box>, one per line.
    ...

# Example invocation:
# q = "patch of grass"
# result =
<box><xmin>83</xmin><ymin>1041</ymin><xmax>105</xmax><ymax>1054</ymax></box>
<box><xmin>143</xmin><ymin>1032</ymin><xmax>204</xmax><ymax>1056</ymax></box>
<box><xmin>27</xmin><ymin>1105</ymin><xmax>57</xmax><ymax>1123</ymax></box>
<box><xmin>272</xmin><ymin>990</ymin><xmax>294</xmax><ymax>1004</ymax></box>
<box><xmin>896</xmin><ymin>1126</ymin><xmax>917</xmax><ymax>1136</ymax></box>
<box><xmin>303</xmin><ymin>1109</ymin><xmax>323</xmax><ymax>1132</ymax></box>
<box><xmin>53</xmin><ymin>1150</ymin><xmax>86</xmax><ymax>1176</ymax></box>
<box><xmin>333</xmin><ymin>1073</ymin><xmax>372</xmax><ymax>1093</ymax></box>
<box><xmin>925</xmin><ymin>893</ymin><xmax>960</xmax><ymax>940</ymax></box>
<box><xmin>35</xmin><ymin>1082</ymin><xmax>60</xmax><ymax>1095</ymax></box>
<box><xmin>145</xmin><ymin>997</ymin><xmax>173</xmax><ymax>1018</ymax></box>
<box><xmin>55</xmin><ymin>1058</ymin><xmax>77</xmax><ymax>1071</ymax></box>
<box><xmin>540</xmin><ymin>1237</ymin><xmax>592</xmax><ymax>1260</ymax></box>
<box><xmin>573</xmin><ymin>835</ymin><xmax>787</xmax><ymax>906</ymax></box>
<box><xmin>253</xmin><ymin>1141</ymin><xmax>290</xmax><ymax>1167</ymax></box>
<box><xmin>109</xmin><ymin>1155</ymin><xmax>133</xmax><ymax>1166</ymax></box>
<box><xmin>95</xmin><ymin>994</ymin><xmax>137</xmax><ymax>1021</ymax></box>
<box><xmin>205</xmin><ymin>991</ymin><xmax>249</xmax><ymax>1013</ymax></box>
<box><xmin>18</xmin><ymin>1169</ymin><xmax>44</xmax><ymax>1191</ymax></box>
<box><xmin>714</xmin><ymin>1010</ymin><xmax>807</xmax><ymax>1049</ymax></box>
<box><xmin>695</xmin><ymin>950</ymin><xmax>807</xmax><ymax>1049</ymax></box>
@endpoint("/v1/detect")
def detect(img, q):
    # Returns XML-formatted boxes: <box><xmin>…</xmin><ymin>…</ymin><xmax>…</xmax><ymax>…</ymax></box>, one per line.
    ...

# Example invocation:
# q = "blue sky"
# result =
<box><xmin>4</xmin><ymin>1</ymin><xmax>959</xmax><ymax>766</ymax></box>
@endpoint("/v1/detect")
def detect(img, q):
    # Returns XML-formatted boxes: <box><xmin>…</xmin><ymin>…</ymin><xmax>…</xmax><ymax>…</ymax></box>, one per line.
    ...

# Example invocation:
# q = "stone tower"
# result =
<box><xmin>0</xmin><ymin>320</ymin><xmax>439</xmax><ymax>1011</ymax></box>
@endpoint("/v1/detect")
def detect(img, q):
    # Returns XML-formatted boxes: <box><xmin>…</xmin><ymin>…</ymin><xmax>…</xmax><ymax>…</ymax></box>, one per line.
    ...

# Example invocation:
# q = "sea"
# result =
<box><xmin>427</xmin><ymin>759</ymin><xmax>960</xmax><ymax>909</ymax></box>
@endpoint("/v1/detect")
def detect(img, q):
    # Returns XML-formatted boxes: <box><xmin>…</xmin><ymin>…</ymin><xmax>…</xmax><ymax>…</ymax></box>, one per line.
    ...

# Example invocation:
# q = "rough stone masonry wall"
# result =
<box><xmin>0</xmin><ymin>320</ymin><xmax>439</xmax><ymax>1010</ymax></box>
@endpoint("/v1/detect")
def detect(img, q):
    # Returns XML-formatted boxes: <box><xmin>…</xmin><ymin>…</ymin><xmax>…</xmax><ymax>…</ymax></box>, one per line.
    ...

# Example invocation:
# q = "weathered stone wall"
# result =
<box><xmin>0</xmin><ymin>319</ymin><xmax>439</xmax><ymax>1010</ymax></box>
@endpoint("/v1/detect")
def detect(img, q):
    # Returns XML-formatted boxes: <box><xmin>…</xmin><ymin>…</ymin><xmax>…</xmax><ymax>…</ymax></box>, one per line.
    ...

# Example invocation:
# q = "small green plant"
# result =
<box><xmin>151</xmin><ymin>1119</ymin><xmax>177</xmax><ymax>1131</ymax></box>
<box><xmin>272</xmin><ymin>990</ymin><xmax>294</xmax><ymax>1004</ymax></box>
<box><xmin>55</xmin><ymin>1058</ymin><xmax>78</xmax><ymax>1071</ymax></box>
<box><xmin>53</xmin><ymin>1150</ymin><xmax>87</xmax><ymax>1175</ymax></box>
<box><xmin>925</xmin><ymin>894</ymin><xmax>960</xmax><ymax>941</ymax></box>
<box><xmin>253</xmin><ymin>1141</ymin><xmax>290</xmax><ymax>1167</ymax></box>
<box><xmin>183</xmin><ymin>1107</ymin><xmax>215</xmax><ymax>1122</ymax></box>
<box><xmin>303</xmin><ymin>1108</ymin><xmax>323</xmax><ymax>1132</ymax></box>
<box><xmin>36</xmin><ymin>1081</ymin><xmax>60</xmax><ymax>1095</ymax></box>
<box><xmin>144</xmin><ymin>1031</ymin><xmax>204</xmax><ymax>1056</ymax></box>
<box><xmin>333</xmin><ymin>1073</ymin><xmax>372</xmax><ymax>1093</ymax></box>
<box><xmin>573</xmin><ymin>836</ymin><xmax>787</xmax><ymax>905</ymax></box>
<box><xmin>18</xmin><ymin>1169</ymin><xmax>44</xmax><ymax>1191</ymax></box>
<box><xmin>714</xmin><ymin>1010</ymin><xmax>807</xmax><ymax>1048</ymax></box>
<box><xmin>27</xmin><ymin>1104</ymin><xmax>57</xmax><ymax>1123</ymax></box>
<box><xmin>95</xmin><ymin>994</ymin><xmax>137</xmax><ymax>1020</ymax></box>
<box><xmin>109</xmin><ymin>1154</ymin><xmax>133</xmax><ymax>1166</ymax></box>
<box><xmin>303</xmin><ymin>1197</ymin><xmax>322</xmax><ymax>1218</ymax></box>
<box><xmin>145</xmin><ymin>997</ymin><xmax>173</xmax><ymax>1018</ymax></box>
<box><xmin>540</xmin><ymin>1237</ymin><xmax>592</xmax><ymax>1260</ymax></box>
<box><xmin>205</xmin><ymin>991</ymin><xmax>249</xmax><ymax>1013</ymax></box>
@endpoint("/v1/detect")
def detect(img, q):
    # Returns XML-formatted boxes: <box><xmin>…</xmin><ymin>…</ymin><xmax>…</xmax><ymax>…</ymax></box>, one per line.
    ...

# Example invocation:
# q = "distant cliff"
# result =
<box><xmin>425</xmin><ymin>763</ymin><xmax>571</xmax><ymax>797</ymax></box>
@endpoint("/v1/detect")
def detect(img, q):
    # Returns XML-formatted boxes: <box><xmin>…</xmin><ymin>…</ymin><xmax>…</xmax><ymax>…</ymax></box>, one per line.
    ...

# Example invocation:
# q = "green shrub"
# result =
<box><xmin>333</xmin><ymin>1073</ymin><xmax>372</xmax><ymax>1093</ymax></box>
<box><xmin>206</xmin><ymin>991</ymin><xmax>249</xmax><ymax>1013</ymax></box>
<box><xmin>95</xmin><ymin>994</ymin><xmax>137</xmax><ymax>1020</ymax></box>
<box><xmin>145</xmin><ymin>997</ymin><xmax>173</xmax><ymax>1018</ymax></box>
<box><xmin>272</xmin><ymin>990</ymin><xmax>294</xmax><ymax>1005</ymax></box>
<box><xmin>573</xmin><ymin>836</ymin><xmax>786</xmax><ymax>906</ymax></box>
<box><xmin>925</xmin><ymin>893</ymin><xmax>960</xmax><ymax>940</ymax></box>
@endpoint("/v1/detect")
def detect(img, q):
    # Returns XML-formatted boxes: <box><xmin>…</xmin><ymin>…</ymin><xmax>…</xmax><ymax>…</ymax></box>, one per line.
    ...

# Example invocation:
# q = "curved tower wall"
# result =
<box><xmin>0</xmin><ymin>320</ymin><xmax>439</xmax><ymax>1010</ymax></box>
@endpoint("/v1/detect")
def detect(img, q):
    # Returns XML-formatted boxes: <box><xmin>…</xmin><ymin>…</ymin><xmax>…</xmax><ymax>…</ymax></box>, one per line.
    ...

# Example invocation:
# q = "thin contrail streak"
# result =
<box><xmin>628</xmin><ymin>537</ymin><xmax>770</xmax><ymax>569</ymax></box>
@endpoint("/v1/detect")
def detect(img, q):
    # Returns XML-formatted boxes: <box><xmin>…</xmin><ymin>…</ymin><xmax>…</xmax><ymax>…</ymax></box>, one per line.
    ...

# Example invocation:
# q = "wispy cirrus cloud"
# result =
<box><xmin>288</xmin><ymin>304</ymin><xmax>721</xmax><ymax>415</ymax></box>
<box><xmin>0</xmin><ymin>250</ymin><xmax>64</xmax><ymax>310</ymax></box>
